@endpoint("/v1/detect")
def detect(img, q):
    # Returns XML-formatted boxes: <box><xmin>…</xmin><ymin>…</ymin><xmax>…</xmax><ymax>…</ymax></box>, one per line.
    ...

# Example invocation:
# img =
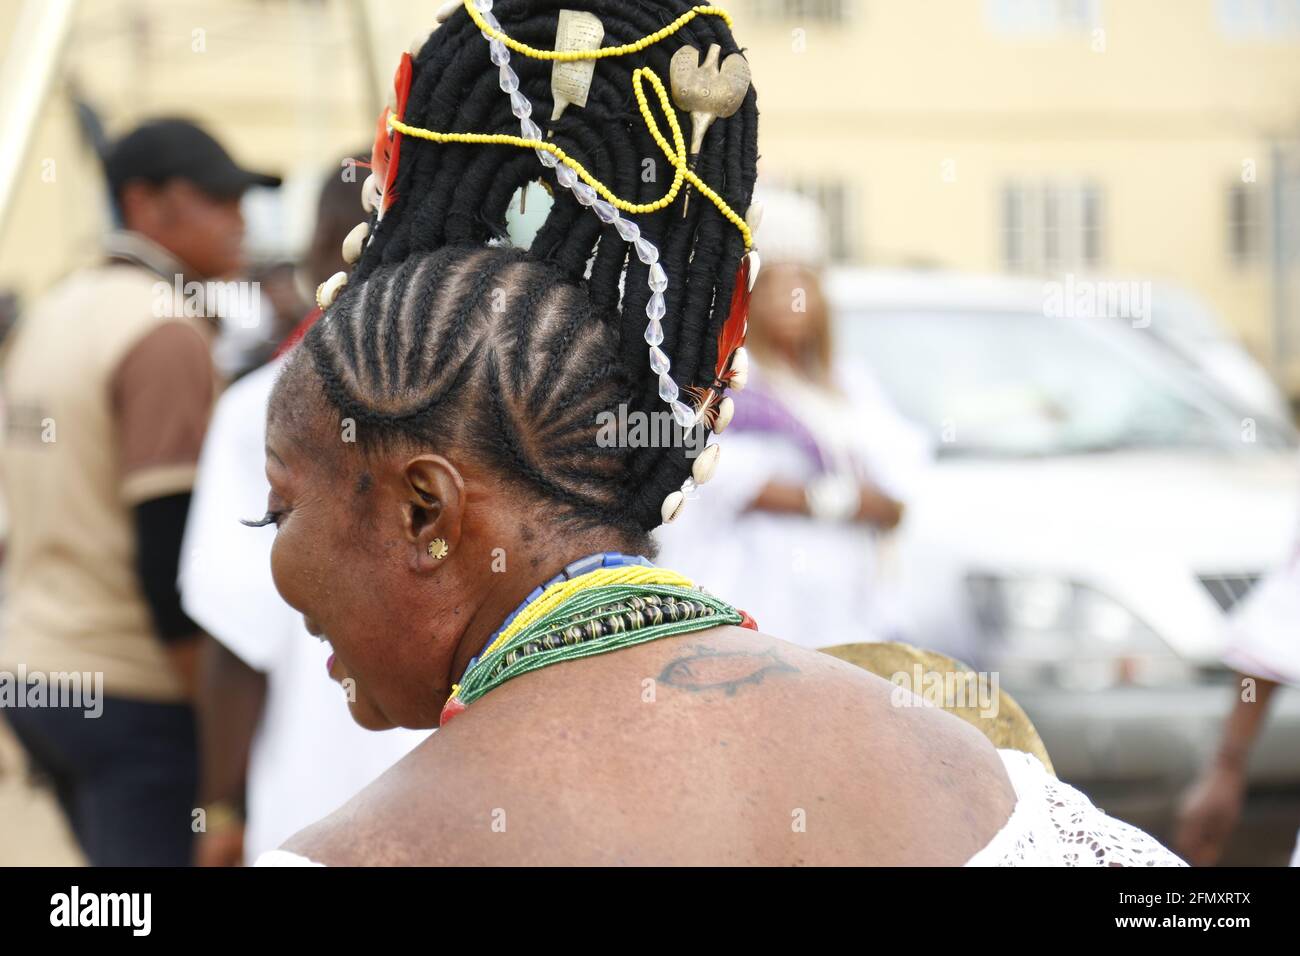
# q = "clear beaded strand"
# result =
<box><xmin>476</xmin><ymin>3</ymin><xmax>697</xmax><ymax>432</ymax></box>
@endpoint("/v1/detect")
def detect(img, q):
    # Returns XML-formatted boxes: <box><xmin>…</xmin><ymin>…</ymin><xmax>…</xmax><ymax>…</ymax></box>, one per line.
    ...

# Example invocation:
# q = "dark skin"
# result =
<box><xmin>1175</xmin><ymin>674</ymin><xmax>1279</xmax><ymax>866</ymax></box>
<box><xmin>260</xmin><ymin>380</ymin><xmax>1018</xmax><ymax>865</ymax></box>
<box><xmin>114</xmin><ymin>178</ymin><xmax>244</xmax><ymax>696</ymax></box>
<box><xmin>194</xmin><ymin>637</ymin><xmax>265</xmax><ymax>867</ymax></box>
<box><xmin>118</xmin><ymin>177</ymin><xmax>246</xmax><ymax>280</ymax></box>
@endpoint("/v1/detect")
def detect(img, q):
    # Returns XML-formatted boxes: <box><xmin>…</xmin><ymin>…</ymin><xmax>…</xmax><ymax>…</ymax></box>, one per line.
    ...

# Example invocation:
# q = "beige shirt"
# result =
<box><xmin>0</xmin><ymin>233</ymin><xmax>216</xmax><ymax>702</ymax></box>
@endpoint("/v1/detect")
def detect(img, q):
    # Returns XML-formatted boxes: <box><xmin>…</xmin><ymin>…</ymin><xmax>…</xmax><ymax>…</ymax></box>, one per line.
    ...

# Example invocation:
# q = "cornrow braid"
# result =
<box><xmin>293</xmin><ymin>0</ymin><xmax>758</xmax><ymax>534</ymax></box>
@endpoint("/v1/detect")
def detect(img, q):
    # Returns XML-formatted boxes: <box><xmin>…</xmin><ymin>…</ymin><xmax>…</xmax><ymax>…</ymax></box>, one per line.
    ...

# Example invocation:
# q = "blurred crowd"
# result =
<box><xmin>0</xmin><ymin>113</ymin><xmax>1297</xmax><ymax>867</ymax></box>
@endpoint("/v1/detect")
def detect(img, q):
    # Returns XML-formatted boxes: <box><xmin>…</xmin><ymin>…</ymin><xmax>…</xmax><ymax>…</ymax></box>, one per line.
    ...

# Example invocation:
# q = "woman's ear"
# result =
<box><xmin>400</xmin><ymin>454</ymin><xmax>465</xmax><ymax>571</ymax></box>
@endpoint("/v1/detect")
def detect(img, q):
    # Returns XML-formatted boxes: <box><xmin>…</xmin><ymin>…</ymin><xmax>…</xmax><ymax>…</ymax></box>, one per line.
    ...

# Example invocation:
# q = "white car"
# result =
<box><xmin>829</xmin><ymin>269</ymin><xmax>1300</xmax><ymax>858</ymax></box>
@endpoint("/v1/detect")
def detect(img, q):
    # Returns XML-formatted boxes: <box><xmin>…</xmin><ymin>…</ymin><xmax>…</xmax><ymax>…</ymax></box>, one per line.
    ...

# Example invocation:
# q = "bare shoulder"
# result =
<box><xmin>286</xmin><ymin>629</ymin><xmax>1017</xmax><ymax>865</ymax></box>
<box><xmin>279</xmin><ymin>737</ymin><xmax>445</xmax><ymax>866</ymax></box>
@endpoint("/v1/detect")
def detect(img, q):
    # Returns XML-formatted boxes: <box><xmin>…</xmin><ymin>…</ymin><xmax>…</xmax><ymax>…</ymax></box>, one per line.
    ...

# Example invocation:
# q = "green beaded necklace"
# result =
<box><xmin>440</xmin><ymin>578</ymin><xmax>745</xmax><ymax>725</ymax></box>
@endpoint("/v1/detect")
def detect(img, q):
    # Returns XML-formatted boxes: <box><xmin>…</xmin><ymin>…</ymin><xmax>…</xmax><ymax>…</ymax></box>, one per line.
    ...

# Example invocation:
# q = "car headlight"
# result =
<box><xmin>965</xmin><ymin>573</ymin><xmax>1195</xmax><ymax>691</ymax></box>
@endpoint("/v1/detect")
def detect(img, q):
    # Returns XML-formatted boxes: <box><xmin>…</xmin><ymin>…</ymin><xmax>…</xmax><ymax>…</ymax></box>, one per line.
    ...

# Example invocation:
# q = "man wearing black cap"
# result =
<box><xmin>0</xmin><ymin>118</ymin><xmax>279</xmax><ymax>866</ymax></box>
<box><xmin>103</xmin><ymin>118</ymin><xmax>281</xmax><ymax>280</ymax></box>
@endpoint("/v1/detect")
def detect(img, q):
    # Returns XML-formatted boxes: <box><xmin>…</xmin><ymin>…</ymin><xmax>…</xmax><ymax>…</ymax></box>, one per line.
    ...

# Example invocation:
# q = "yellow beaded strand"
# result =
<box><xmin>389</xmin><ymin>69</ymin><xmax>686</xmax><ymax>217</ymax></box>
<box><xmin>386</xmin><ymin>2</ymin><xmax>754</xmax><ymax>249</ymax></box>
<box><xmin>462</xmin><ymin>1</ymin><xmax>734</xmax><ymax>61</ymax></box>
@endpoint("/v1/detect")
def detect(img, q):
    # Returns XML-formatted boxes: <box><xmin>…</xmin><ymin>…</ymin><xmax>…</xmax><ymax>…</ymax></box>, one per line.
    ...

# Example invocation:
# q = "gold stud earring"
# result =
<box><xmin>427</xmin><ymin>538</ymin><xmax>450</xmax><ymax>560</ymax></box>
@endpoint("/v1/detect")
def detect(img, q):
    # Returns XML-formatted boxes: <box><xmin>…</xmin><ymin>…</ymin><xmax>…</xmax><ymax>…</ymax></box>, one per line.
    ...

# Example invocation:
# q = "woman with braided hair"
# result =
<box><xmin>253</xmin><ymin>0</ymin><xmax>1185</xmax><ymax>865</ymax></box>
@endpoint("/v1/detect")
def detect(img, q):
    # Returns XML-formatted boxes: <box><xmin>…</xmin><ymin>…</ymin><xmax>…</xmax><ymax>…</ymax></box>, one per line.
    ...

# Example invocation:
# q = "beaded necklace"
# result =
<box><xmin>440</xmin><ymin>553</ymin><xmax>754</xmax><ymax>725</ymax></box>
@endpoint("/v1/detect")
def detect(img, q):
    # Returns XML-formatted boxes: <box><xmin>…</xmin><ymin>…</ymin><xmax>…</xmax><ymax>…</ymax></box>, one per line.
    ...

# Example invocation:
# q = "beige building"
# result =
<box><xmin>3</xmin><ymin>0</ymin><xmax>1300</xmax><ymax>387</ymax></box>
<box><xmin>737</xmin><ymin>0</ymin><xmax>1300</xmax><ymax>392</ymax></box>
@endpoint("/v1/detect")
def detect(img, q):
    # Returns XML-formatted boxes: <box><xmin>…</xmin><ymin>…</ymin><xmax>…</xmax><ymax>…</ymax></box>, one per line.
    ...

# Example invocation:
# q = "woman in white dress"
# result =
<box><xmin>252</xmin><ymin>0</ymin><xmax>1185</xmax><ymax>867</ymax></box>
<box><xmin>1176</xmin><ymin>533</ymin><xmax>1300</xmax><ymax>866</ymax></box>
<box><xmin>656</xmin><ymin>255</ymin><xmax>931</xmax><ymax>650</ymax></box>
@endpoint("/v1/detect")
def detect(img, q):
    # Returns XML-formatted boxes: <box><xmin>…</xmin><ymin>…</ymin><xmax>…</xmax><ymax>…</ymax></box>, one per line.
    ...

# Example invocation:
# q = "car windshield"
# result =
<box><xmin>835</xmin><ymin>309</ymin><xmax>1295</xmax><ymax>457</ymax></box>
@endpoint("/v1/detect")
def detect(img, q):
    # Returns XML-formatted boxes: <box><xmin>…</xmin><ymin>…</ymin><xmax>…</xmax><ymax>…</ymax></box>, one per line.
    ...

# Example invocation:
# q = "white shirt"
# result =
<box><xmin>1222</xmin><ymin>549</ymin><xmax>1300</xmax><ymax>686</ymax></box>
<box><xmin>1218</xmin><ymin>512</ymin><xmax>1300</xmax><ymax>867</ymax></box>
<box><xmin>180</xmin><ymin>358</ymin><xmax>427</xmax><ymax>862</ymax></box>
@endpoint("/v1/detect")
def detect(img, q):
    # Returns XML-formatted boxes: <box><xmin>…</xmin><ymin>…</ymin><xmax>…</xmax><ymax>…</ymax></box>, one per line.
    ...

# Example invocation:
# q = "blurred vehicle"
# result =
<box><xmin>1102</xmin><ymin>276</ymin><xmax>1290</xmax><ymax>429</ymax></box>
<box><xmin>829</xmin><ymin>268</ymin><xmax>1300</xmax><ymax>863</ymax></box>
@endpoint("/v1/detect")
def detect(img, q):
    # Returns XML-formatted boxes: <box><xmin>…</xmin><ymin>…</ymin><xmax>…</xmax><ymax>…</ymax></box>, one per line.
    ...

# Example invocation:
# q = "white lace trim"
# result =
<box><xmin>965</xmin><ymin>749</ymin><xmax>1188</xmax><ymax>866</ymax></box>
<box><xmin>255</xmin><ymin>849</ymin><xmax>325</xmax><ymax>867</ymax></box>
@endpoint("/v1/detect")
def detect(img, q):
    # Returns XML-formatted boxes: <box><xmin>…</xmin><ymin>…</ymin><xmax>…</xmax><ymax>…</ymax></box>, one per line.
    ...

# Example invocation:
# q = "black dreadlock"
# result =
<box><xmin>285</xmin><ymin>0</ymin><xmax>759</xmax><ymax>536</ymax></box>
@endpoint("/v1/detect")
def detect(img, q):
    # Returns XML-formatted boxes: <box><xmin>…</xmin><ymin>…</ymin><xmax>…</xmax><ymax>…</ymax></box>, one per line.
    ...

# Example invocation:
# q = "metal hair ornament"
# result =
<box><xmin>371</xmin><ymin>0</ymin><xmax>761</xmax><ymax>526</ymax></box>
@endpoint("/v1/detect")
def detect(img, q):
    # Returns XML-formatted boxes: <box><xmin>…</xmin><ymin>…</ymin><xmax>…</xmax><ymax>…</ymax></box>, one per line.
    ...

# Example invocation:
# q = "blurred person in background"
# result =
<box><xmin>656</xmin><ymin>190</ymin><xmax>930</xmax><ymax>648</ymax></box>
<box><xmin>1176</xmin><ymin>535</ymin><xmax>1300</xmax><ymax>867</ymax></box>
<box><xmin>182</xmin><ymin>155</ymin><xmax>425</xmax><ymax>867</ymax></box>
<box><xmin>254</xmin><ymin>261</ymin><xmax>312</xmax><ymax>358</ymax></box>
<box><xmin>0</xmin><ymin>118</ymin><xmax>278</xmax><ymax>865</ymax></box>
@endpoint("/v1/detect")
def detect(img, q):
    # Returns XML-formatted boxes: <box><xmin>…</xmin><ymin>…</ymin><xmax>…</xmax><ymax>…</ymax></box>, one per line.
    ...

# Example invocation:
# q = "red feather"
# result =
<box><xmin>370</xmin><ymin>52</ymin><xmax>414</xmax><ymax>216</ymax></box>
<box><xmin>715</xmin><ymin>252</ymin><xmax>755</xmax><ymax>379</ymax></box>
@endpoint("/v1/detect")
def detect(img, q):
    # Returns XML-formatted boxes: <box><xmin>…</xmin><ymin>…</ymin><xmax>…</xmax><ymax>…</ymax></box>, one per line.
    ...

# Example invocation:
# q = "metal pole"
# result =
<box><xmin>0</xmin><ymin>0</ymin><xmax>77</xmax><ymax>235</ymax></box>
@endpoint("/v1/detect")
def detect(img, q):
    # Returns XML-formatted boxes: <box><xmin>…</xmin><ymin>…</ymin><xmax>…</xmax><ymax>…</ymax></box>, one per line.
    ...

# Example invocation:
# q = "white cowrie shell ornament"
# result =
<box><xmin>342</xmin><ymin>222</ymin><xmax>370</xmax><ymax>264</ymax></box>
<box><xmin>316</xmin><ymin>271</ymin><xmax>348</xmax><ymax>310</ymax></box>
<box><xmin>728</xmin><ymin>346</ymin><xmax>749</xmax><ymax>391</ymax></box>
<box><xmin>713</xmin><ymin>396</ymin><xmax>735</xmax><ymax>433</ymax></box>
<box><xmin>746</xmin><ymin>249</ymin><xmax>761</xmax><ymax>291</ymax></box>
<box><xmin>692</xmin><ymin>443</ymin><xmax>721</xmax><ymax>485</ymax></box>
<box><xmin>361</xmin><ymin>173</ymin><xmax>381</xmax><ymax>214</ymax></box>
<box><xmin>661</xmin><ymin>490</ymin><xmax>686</xmax><ymax>524</ymax></box>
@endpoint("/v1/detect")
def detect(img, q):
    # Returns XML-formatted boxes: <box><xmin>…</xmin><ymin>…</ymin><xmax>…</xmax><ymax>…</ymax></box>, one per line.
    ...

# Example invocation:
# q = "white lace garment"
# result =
<box><xmin>964</xmin><ymin>749</ymin><xmax>1187</xmax><ymax>866</ymax></box>
<box><xmin>255</xmin><ymin>748</ymin><xmax>1188</xmax><ymax>867</ymax></box>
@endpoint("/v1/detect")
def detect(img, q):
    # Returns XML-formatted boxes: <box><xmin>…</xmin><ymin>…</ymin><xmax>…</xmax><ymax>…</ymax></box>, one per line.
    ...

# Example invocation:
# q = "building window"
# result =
<box><xmin>1000</xmin><ymin>181</ymin><xmax>1104</xmax><ymax>273</ymax></box>
<box><xmin>1227</xmin><ymin>182</ymin><xmax>1265</xmax><ymax>266</ymax></box>
<box><xmin>1216</xmin><ymin>0</ymin><xmax>1300</xmax><ymax>37</ymax></box>
<box><xmin>986</xmin><ymin>0</ymin><xmax>1101</xmax><ymax>34</ymax></box>
<box><xmin>749</xmin><ymin>0</ymin><xmax>853</xmax><ymax>23</ymax></box>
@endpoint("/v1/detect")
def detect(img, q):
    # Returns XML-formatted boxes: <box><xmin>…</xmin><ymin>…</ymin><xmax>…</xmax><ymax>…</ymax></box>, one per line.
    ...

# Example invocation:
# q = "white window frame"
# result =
<box><xmin>986</xmin><ymin>0</ymin><xmax>1102</xmax><ymax>35</ymax></box>
<box><xmin>1001</xmin><ymin>180</ymin><xmax>1104</xmax><ymax>273</ymax></box>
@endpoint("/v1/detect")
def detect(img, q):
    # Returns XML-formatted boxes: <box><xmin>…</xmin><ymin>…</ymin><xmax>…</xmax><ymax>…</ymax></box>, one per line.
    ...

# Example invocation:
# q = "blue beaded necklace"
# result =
<box><xmin>462</xmin><ymin>551</ymin><xmax>655</xmax><ymax>676</ymax></box>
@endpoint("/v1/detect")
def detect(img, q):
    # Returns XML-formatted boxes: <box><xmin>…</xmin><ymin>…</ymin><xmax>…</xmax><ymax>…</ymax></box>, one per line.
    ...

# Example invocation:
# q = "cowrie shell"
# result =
<box><xmin>316</xmin><ymin>271</ymin><xmax>348</xmax><ymax>310</ymax></box>
<box><xmin>692</xmin><ymin>443</ymin><xmax>721</xmax><ymax>485</ymax></box>
<box><xmin>713</xmin><ymin>396</ymin><xmax>735</xmax><ymax>433</ymax></box>
<box><xmin>342</xmin><ymin>222</ymin><xmax>369</xmax><ymax>265</ymax></box>
<box><xmin>361</xmin><ymin>173</ymin><xmax>381</xmax><ymax>213</ymax></box>
<box><xmin>661</xmin><ymin>490</ymin><xmax>685</xmax><ymax>524</ymax></box>
<box><xmin>728</xmin><ymin>346</ymin><xmax>749</xmax><ymax>391</ymax></box>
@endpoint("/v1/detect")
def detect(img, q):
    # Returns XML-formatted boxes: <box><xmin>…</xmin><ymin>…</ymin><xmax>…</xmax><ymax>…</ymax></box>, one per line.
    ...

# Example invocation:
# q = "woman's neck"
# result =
<box><xmin>447</xmin><ymin>536</ymin><xmax>645</xmax><ymax>686</ymax></box>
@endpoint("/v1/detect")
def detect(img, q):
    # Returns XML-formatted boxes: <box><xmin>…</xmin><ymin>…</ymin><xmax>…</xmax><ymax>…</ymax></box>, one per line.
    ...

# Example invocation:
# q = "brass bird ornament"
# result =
<box><xmin>669</xmin><ymin>43</ymin><xmax>752</xmax><ymax>215</ymax></box>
